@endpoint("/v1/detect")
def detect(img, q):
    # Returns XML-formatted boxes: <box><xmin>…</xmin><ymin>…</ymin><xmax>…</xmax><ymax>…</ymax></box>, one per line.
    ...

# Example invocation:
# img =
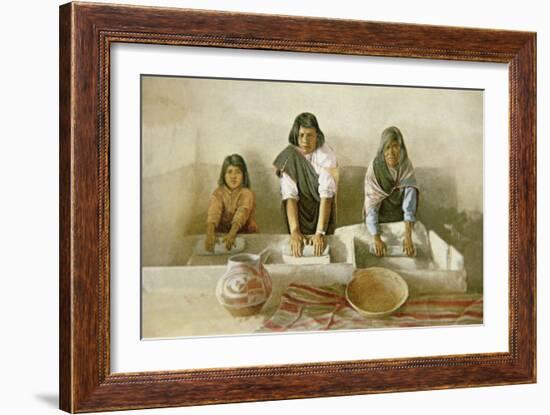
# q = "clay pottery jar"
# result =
<box><xmin>215</xmin><ymin>249</ymin><xmax>272</xmax><ymax>317</ymax></box>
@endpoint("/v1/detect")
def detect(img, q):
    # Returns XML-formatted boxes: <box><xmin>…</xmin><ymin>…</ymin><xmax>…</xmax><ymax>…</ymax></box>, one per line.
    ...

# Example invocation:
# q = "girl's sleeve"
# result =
<box><xmin>318</xmin><ymin>168</ymin><xmax>336</xmax><ymax>198</ymax></box>
<box><xmin>232</xmin><ymin>190</ymin><xmax>255</xmax><ymax>230</ymax></box>
<box><xmin>280</xmin><ymin>172</ymin><xmax>299</xmax><ymax>200</ymax></box>
<box><xmin>206</xmin><ymin>190</ymin><xmax>223</xmax><ymax>226</ymax></box>
<box><xmin>318</xmin><ymin>144</ymin><xmax>337</xmax><ymax>198</ymax></box>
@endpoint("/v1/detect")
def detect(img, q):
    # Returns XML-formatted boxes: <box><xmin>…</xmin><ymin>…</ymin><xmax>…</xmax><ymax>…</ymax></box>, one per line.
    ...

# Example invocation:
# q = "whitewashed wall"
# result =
<box><xmin>142</xmin><ymin>76</ymin><xmax>483</xmax><ymax>265</ymax></box>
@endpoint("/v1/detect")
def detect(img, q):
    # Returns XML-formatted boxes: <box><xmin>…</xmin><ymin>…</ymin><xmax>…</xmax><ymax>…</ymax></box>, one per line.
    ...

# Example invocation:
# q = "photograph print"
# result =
<box><xmin>140</xmin><ymin>75</ymin><xmax>484</xmax><ymax>339</ymax></box>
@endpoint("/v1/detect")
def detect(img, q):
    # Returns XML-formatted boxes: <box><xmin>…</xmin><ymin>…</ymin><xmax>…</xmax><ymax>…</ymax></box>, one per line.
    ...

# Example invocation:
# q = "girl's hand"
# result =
<box><xmin>290</xmin><ymin>232</ymin><xmax>304</xmax><ymax>257</ymax></box>
<box><xmin>374</xmin><ymin>235</ymin><xmax>387</xmax><ymax>257</ymax></box>
<box><xmin>223</xmin><ymin>232</ymin><xmax>237</xmax><ymax>251</ymax></box>
<box><xmin>403</xmin><ymin>236</ymin><xmax>415</xmax><ymax>257</ymax></box>
<box><xmin>311</xmin><ymin>233</ymin><xmax>326</xmax><ymax>256</ymax></box>
<box><xmin>205</xmin><ymin>231</ymin><xmax>217</xmax><ymax>253</ymax></box>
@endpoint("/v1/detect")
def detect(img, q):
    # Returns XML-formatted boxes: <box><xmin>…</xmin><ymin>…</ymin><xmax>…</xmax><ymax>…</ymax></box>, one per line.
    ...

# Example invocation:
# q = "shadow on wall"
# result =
<box><xmin>415</xmin><ymin>168</ymin><xmax>483</xmax><ymax>293</ymax></box>
<box><xmin>186</xmin><ymin>165</ymin><xmax>463</xmax><ymax>234</ymax></box>
<box><xmin>335</xmin><ymin>166</ymin><xmax>460</xmax><ymax>228</ymax></box>
<box><xmin>142</xmin><ymin>163</ymin><xmax>482</xmax><ymax>293</ymax></box>
<box><xmin>337</xmin><ymin>166</ymin><xmax>483</xmax><ymax>293</ymax></box>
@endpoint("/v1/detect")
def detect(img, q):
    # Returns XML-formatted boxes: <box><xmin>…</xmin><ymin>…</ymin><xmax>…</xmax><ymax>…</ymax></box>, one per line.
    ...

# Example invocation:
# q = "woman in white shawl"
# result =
<box><xmin>364</xmin><ymin>126</ymin><xmax>419</xmax><ymax>257</ymax></box>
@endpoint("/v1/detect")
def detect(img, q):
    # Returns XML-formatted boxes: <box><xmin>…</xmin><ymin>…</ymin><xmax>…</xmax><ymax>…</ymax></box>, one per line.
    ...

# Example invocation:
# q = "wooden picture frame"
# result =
<box><xmin>59</xmin><ymin>2</ymin><xmax>536</xmax><ymax>412</ymax></box>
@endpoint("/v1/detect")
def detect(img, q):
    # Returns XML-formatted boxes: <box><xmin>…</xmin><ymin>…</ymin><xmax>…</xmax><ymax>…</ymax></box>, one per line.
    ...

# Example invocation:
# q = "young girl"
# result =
<box><xmin>205</xmin><ymin>154</ymin><xmax>258</xmax><ymax>252</ymax></box>
<box><xmin>273</xmin><ymin>112</ymin><xmax>338</xmax><ymax>257</ymax></box>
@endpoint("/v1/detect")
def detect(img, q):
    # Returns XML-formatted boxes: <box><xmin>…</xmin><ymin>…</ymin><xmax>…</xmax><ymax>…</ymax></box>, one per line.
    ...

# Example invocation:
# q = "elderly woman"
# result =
<box><xmin>364</xmin><ymin>126</ymin><xmax>419</xmax><ymax>257</ymax></box>
<box><xmin>273</xmin><ymin>112</ymin><xmax>338</xmax><ymax>257</ymax></box>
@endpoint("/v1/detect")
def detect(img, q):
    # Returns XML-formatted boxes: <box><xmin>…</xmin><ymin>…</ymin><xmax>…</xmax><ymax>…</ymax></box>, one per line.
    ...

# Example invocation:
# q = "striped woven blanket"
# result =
<box><xmin>260</xmin><ymin>283</ymin><xmax>483</xmax><ymax>332</ymax></box>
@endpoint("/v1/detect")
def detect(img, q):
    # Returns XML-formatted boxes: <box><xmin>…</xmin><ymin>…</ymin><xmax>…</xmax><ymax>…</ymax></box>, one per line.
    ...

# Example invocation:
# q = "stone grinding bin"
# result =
<box><xmin>142</xmin><ymin>222</ymin><xmax>469</xmax><ymax>338</ymax></box>
<box><xmin>335</xmin><ymin>222</ymin><xmax>468</xmax><ymax>296</ymax></box>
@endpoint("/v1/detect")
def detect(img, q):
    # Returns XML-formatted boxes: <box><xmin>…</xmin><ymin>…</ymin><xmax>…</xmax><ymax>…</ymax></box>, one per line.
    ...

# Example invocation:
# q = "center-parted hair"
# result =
<box><xmin>376</xmin><ymin>126</ymin><xmax>409</xmax><ymax>166</ymax></box>
<box><xmin>288</xmin><ymin>112</ymin><xmax>325</xmax><ymax>149</ymax></box>
<box><xmin>218</xmin><ymin>154</ymin><xmax>251</xmax><ymax>188</ymax></box>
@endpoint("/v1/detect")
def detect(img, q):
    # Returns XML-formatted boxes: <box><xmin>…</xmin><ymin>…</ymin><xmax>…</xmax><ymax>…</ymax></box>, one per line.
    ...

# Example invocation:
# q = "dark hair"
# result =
<box><xmin>218</xmin><ymin>154</ymin><xmax>250</xmax><ymax>188</ymax></box>
<box><xmin>288</xmin><ymin>112</ymin><xmax>325</xmax><ymax>149</ymax></box>
<box><xmin>377</xmin><ymin>126</ymin><xmax>408</xmax><ymax>165</ymax></box>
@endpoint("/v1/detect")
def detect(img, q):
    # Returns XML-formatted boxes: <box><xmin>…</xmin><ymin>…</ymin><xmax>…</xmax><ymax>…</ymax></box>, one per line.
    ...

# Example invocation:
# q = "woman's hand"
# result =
<box><xmin>373</xmin><ymin>234</ymin><xmax>387</xmax><ymax>257</ymax></box>
<box><xmin>311</xmin><ymin>233</ymin><xmax>326</xmax><ymax>256</ymax></box>
<box><xmin>403</xmin><ymin>221</ymin><xmax>415</xmax><ymax>257</ymax></box>
<box><xmin>223</xmin><ymin>232</ymin><xmax>237</xmax><ymax>251</ymax></box>
<box><xmin>204</xmin><ymin>230</ymin><xmax>217</xmax><ymax>253</ymax></box>
<box><xmin>290</xmin><ymin>231</ymin><xmax>304</xmax><ymax>257</ymax></box>
<box><xmin>403</xmin><ymin>235</ymin><xmax>415</xmax><ymax>257</ymax></box>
